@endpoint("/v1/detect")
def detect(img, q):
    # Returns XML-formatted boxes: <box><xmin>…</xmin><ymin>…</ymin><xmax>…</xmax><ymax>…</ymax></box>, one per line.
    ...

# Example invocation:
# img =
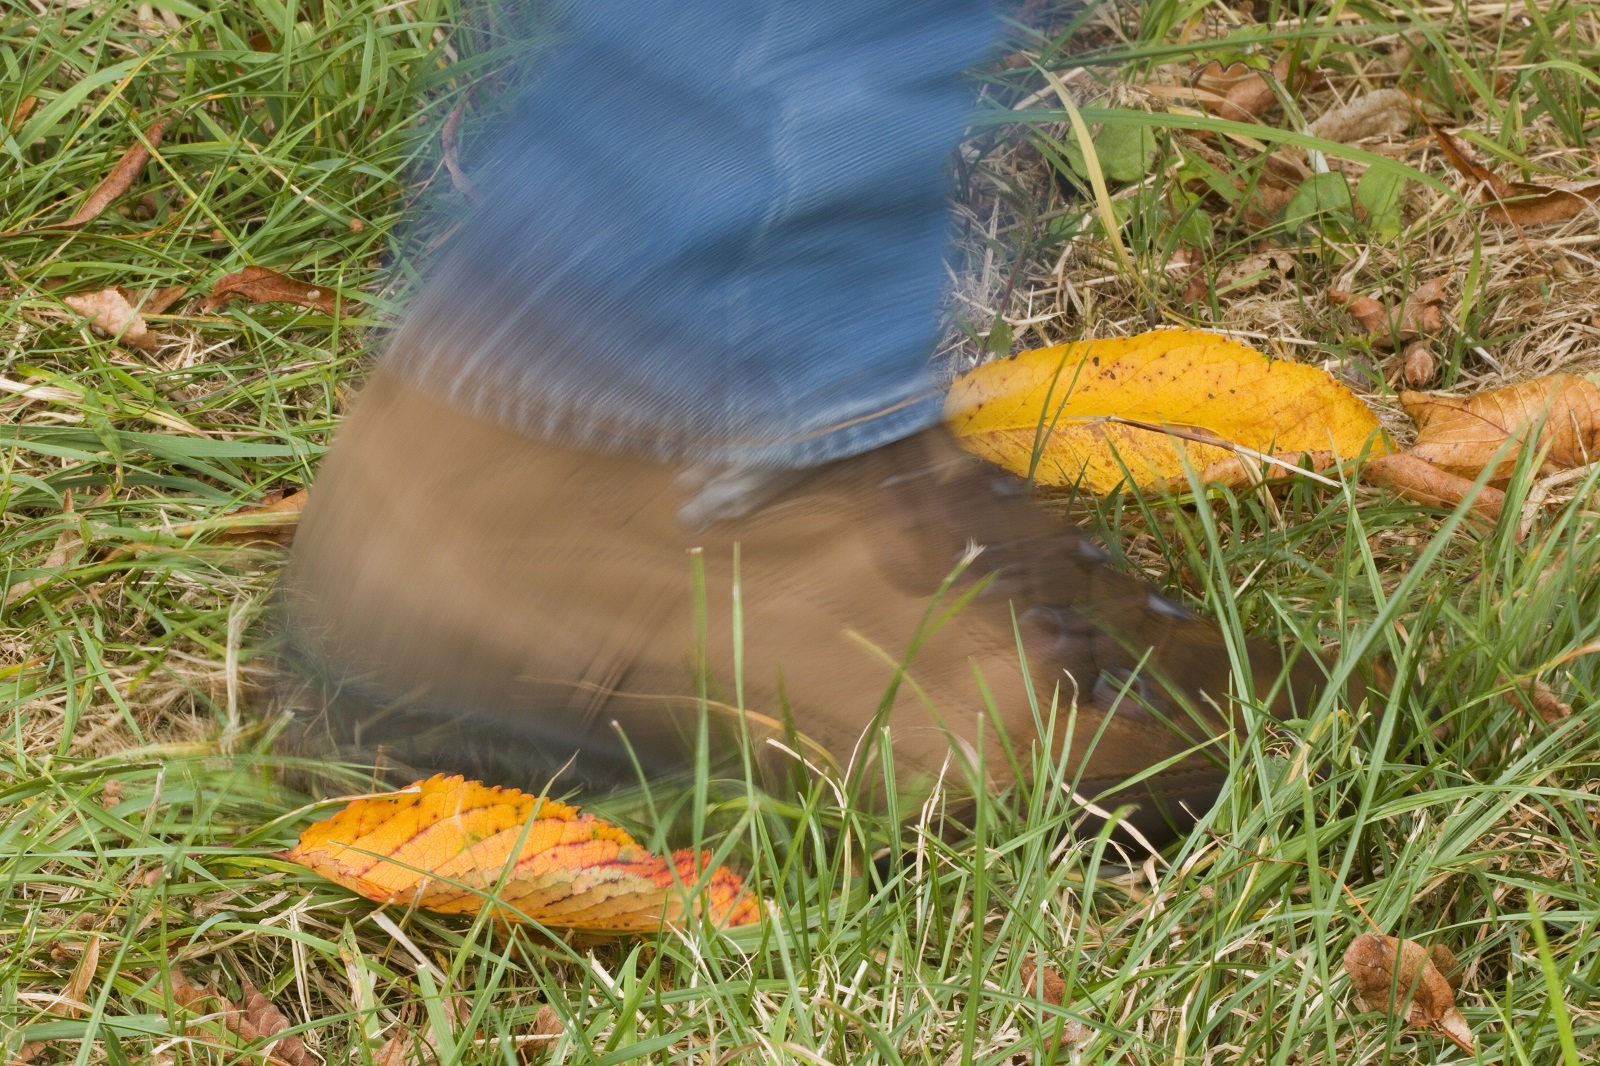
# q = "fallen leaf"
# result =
<box><xmin>1403</xmin><ymin>374</ymin><xmax>1600</xmax><ymax>481</ymax></box>
<box><xmin>62</xmin><ymin>288</ymin><xmax>160</xmax><ymax>351</ymax></box>
<box><xmin>199</xmin><ymin>266</ymin><xmax>348</xmax><ymax>315</ymax></box>
<box><xmin>945</xmin><ymin>328</ymin><xmax>1387</xmax><ymax>494</ymax></box>
<box><xmin>1197</xmin><ymin>55</ymin><xmax>1295</xmax><ymax>123</ymax></box>
<box><xmin>167</xmin><ymin>970</ymin><xmax>312</xmax><ymax>1066</ymax></box>
<box><xmin>283</xmin><ymin>774</ymin><xmax>761</xmax><ymax>932</ymax></box>
<box><xmin>1503</xmin><ymin>675</ymin><xmax>1573</xmax><ymax>724</ymax></box>
<box><xmin>8</xmin><ymin>936</ymin><xmax>101</xmax><ymax>1064</ymax></box>
<box><xmin>1362</xmin><ymin>453</ymin><xmax>1506</xmax><ymax>522</ymax></box>
<box><xmin>59</xmin><ymin>117</ymin><xmax>170</xmax><ymax>227</ymax></box>
<box><xmin>372</xmin><ymin>1033</ymin><xmax>411</xmax><ymax>1066</ymax></box>
<box><xmin>117</xmin><ymin>285</ymin><xmax>187</xmax><ymax>316</ymax></box>
<box><xmin>1215</xmin><ymin>246</ymin><xmax>1297</xmax><ymax>293</ymax></box>
<box><xmin>241</xmin><ymin>981</ymin><xmax>313</xmax><ymax>1066</ymax></box>
<box><xmin>10</xmin><ymin>95</ymin><xmax>36</xmax><ymax>131</ymax></box>
<box><xmin>1200</xmin><ymin>449</ymin><xmax>1342</xmax><ymax>491</ymax></box>
<box><xmin>1020</xmin><ymin>958</ymin><xmax>1066</xmax><ymax>1006</ymax></box>
<box><xmin>1344</xmin><ymin>933</ymin><xmax>1474</xmax><ymax>1055</ymax></box>
<box><xmin>1431</xmin><ymin>123</ymin><xmax>1600</xmax><ymax>225</ymax></box>
<box><xmin>1400</xmin><ymin>342</ymin><xmax>1436</xmax><ymax>389</ymax></box>
<box><xmin>1329</xmin><ymin>278</ymin><xmax>1446</xmax><ymax>347</ymax></box>
<box><xmin>1328</xmin><ymin>288</ymin><xmax>1387</xmax><ymax>333</ymax></box>
<box><xmin>1308</xmin><ymin>88</ymin><xmax>1411</xmax><ymax>143</ymax></box>
<box><xmin>4</xmin><ymin>493</ymin><xmax>82</xmax><ymax>609</ymax></box>
<box><xmin>441</xmin><ymin>93</ymin><xmax>481</xmax><ymax>206</ymax></box>
<box><xmin>532</xmin><ymin>1005</ymin><xmax>564</xmax><ymax>1041</ymax></box>
<box><xmin>1019</xmin><ymin>958</ymin><xmax>1090</xmax><ymax>1051</ymax></box>
<box><xmin>170</xmin><ymin>489</ymin><xmax>309</xmax><ymax>544</ymax></box>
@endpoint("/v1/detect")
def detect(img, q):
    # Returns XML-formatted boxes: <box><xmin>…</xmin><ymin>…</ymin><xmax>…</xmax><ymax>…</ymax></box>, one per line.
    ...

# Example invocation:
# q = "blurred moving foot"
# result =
<box><xmin>280</xmin><ymin>368</ymin><xmax>1343</xmax><ymax>847</ymax></box>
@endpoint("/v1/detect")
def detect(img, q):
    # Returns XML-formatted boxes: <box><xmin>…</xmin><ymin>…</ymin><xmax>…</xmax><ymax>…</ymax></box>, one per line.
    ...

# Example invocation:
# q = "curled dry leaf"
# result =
<box><xmin>1404</xmin><ymin>374</ymin><xmax>1600</xmax><ymax>481</ymax></box>
<box><xmin>1503</xmin><ymin>675</ymin><xmax>1574</xmax><ymax>724</ymax></box>
<box><xmin>1196</xmin><ymin>54</ymin><xmax>1294</xmax><ymax>123</ymax></box>
<box><xmin>10</xmin><ymin>95</ymin><xmax>37</xmax><ymax>130</ymax></box>
<box><xmin>58</xmin><ymin>117</ymin><xmax>170</xmax><ymax>228</ymax></box>
<box><xmin>1307</xmin><ymin>88</ymin><xmax>1410</xmax><ymax>143</ymax></box>
<box><xmin>533</xmin><ymin>1005</ymin><xmax>564</xmax><ymax>1039</ymax></box>
<box><xmin>199</xmin><ymin>266</ymin><xmax>348</xmax><ymax>315</ymax></box>
<box><xmin>1019</xmin><ymin>958</ymin><xmax>1090</xmax><ymax>1051</ymax></box>
<box><xmin>167</xmin><ymin>969</ymin><xmax>313</xmax><ymax>1066</ymax></box>
<box><xmin>118</xmin><ymin>285</ymin><xmax>187</xmax><ymax>316</ymax></box>
<box><xmin>1344</xmin><ymin>933</ymin><xmax>1474</xmax><ymax>1055</ymax></box>
<box><xmin>1401</xmin><ymin>342</ymin><xmax>1436</xmax><ymax>389</ymax></box>
<box><xmin>1431</xmin><ymin>123</ymin><xmax>1600</xmax><ymax>225</ymax></box>
<box><xmin>1362</xmin><ymin>453</ymin><xmax>1506</xmax><ymax>522</ymax></box>
<box><xmin>945</xmin><ymin>328</ymin><xmax>1386</xmax><ymax>494</ymax></box>
<box><xmin>4</xmin><ymin>492</ymin><xmax>82</xmax><ymax>609</ymax></box>
<box><xmin>283</xmin><ymin>774</ymin><xmax>762</xmax><ymax>932</ymax></box>
<box><xmin>441</xmin><ymin>93</ymin><xmax>481</xmax><ymax>206</ymax></box>
<box><xmin>169</xmin><ymin>489</ymin><xmax>309</xmax><ymax>544</ymax></box>
<box><xmin>62</xmin><ymin>288</ymin><xmax>161</xmax><ymax>351</ymax></box>
<box><xmin>1329</xmin><ymin>278</ymin><xmax>1447</xmax><ymax>347</ymax></box>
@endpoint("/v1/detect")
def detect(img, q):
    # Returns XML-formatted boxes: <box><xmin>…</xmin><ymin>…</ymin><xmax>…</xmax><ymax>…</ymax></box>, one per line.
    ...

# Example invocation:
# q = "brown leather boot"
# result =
<box><xmin>281</xmin><ymin>369</ymin><xmax>1337</xmax><ymax>845</ymax></box>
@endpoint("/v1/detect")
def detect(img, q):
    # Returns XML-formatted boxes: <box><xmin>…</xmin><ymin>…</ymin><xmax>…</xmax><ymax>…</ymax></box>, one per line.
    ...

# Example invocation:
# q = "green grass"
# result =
<box><xmin>4</xmin><ymin>0</ymin><xmax>1600</xmax><ymax>1063</ymax></box>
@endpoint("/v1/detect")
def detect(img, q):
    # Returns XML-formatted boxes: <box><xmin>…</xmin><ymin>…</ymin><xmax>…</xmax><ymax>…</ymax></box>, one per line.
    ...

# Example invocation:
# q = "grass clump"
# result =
<box><xmin>4</xmin><ymin>0</ymin><xmax>1599</xmax><ymax>1064</ymax></box>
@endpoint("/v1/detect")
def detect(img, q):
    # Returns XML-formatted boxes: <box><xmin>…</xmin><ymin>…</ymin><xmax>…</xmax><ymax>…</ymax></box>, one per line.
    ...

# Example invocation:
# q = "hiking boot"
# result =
<box><xmin>280</xmin><ymin>368</ymin><xmax>1338</xmax><ymax>845</ymax></box>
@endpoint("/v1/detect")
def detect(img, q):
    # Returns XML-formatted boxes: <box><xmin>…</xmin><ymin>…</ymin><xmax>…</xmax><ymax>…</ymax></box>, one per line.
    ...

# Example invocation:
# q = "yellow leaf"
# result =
<box><xmin>945</xmin><ymin>328</ymin><xmax>1387</xmax><ymax>494</ymax></box>
<box><xmin>283</xmin><ymin>775</ymin><xmax>760</xmax><ymax>932</ymax></box>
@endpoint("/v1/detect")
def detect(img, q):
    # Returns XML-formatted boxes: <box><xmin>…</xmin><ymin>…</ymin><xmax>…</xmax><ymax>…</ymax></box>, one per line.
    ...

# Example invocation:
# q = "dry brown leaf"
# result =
<box><xmin>170</xmin><ymin>489</ymin><xmax>309</xmax><ymax>544</ymax></box>
<box><xmin>946</xmin><ymin>328</ymin><xmax>1386</xmax><ymax>494</ymax></box>
<box><xmin>199</xmin><ymin>266</ymin><xmax>348</xmax><ymax>315</ymax></box>
<box><xmin>1216</xmin><ymin>247</ymin><xmax>1297</xmax><ymax>293</ymax></box>
<box><xmin>1197</xmin><ymin>55</ymin><xmax>1294</xmax><ymax>122</ymax></box>
<box><xmin>1328</xmin><ymin>288</ymin><xmax>1386</xmax><ymax>334</ymax></box>
<box><xmin>1431</xmin><ymin>123</ymin><xmax>1600</xmax><ymax>225</ymax></box>
<box><xmin>1344</xmin><ymin>933</ymin><xmax>1474</xmax><ymax>1055</ymax></box>
<box><xmin>1404</xmin><ymin>374</ymin><xmax>1600</xmax><ymax>482</ymax></box>
<box><xmin>7</xmin><ymin>936</ymin><xmax>101</xmax><ymax>1065</ymax></box>
<box><xmin>62</xmin><ymin>288</ymin><xmax>160</xmax><ymax>351</ymax></box>
<box><xmin>1503</xmin><ymin>675</ymin><xmax>1573</xmax><ymax>724</ymax></box>
<box><xmin>1200</xmin><ymin>449</ymin><xmax>1341</xmax><ymax>490</ymax></box>
<box><xmin>241</xmin><ymin>981</ymin><xmax>313</xmax><ymax>1066</ymax></box>
<box><xmin>117</xmin><ymin>285</ymin><xmax>187</xmax><ymax>316</ymax></box>
<box><xmin>1019</xmin><ymin>958</ymin><xmax>1090</xmax><ymax>1051</ymax></box>
<box><xmin>441</xmin><ymin>94</ymin><xmax>481</xmax><ymax>206</ymax></box>
<box><xmin>167</xmin><ymin>971</ymin><xmax>311</xmax><ymax>1066</ymax></box>
<box><xmin>1019</xmin><ymin>958</ymin><xmax>1066</xmax><ymax>1006</ymax></box>
<box><xmin>60</xmin><ymin>117</ymin><xmax>170</xmax><ymax>227</ymax></box>
<box><xmin>1362</xmin><ymin>453</ymin><xmax>1506</xmax><ymax>522</ymax></box>
<box><xmin>10</xmin><ymin>95</ymin><xmax>36</xmax><ymax>131</ymax></box>
<box><xmin>372</xmin><ymin>1033</ymin><xmax>412</xmax><ymax>1066</ymax></box>
<box><xmin>532</xmin><ymin>1005</ymin><xmax>564</xmax><ymax>1041</ymax></box>
<box><xmin>283</xmin><ymin>774</ymin><xmax>762</xmax><ymax>931</ymax></box>
<box><xmin>1329</xmin><ymin>279</ymin><xmax>1446</xmax><ymax>347</ymax></box>
<box><xmin>1401</xmin><ymin>342</ymin><xmax>1436</xmax><ymax>389</ymax></box>
<box><xmin>1308</xmin><ymin>88</ymin><xmax>1410</xmax><ymax>143</ymax></box>
<box><xmin>4</xmin><ymin>493</ymin><xmax>82</xmax><ymax>609</ymax></box>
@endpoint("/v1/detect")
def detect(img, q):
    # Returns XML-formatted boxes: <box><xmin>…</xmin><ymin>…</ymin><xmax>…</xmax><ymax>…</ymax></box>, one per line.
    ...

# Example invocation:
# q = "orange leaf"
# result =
<box><xmin>1402</xmin><ymin>374</ymin><xmax>1600</xmax><ymax>482</ymax></box>
<box><xmin>199</xmin><ymin>266</ymin><xmax>349</xmax><ymax>315</ymax></box>
<box><xmin>1361</xmin><ymin>453</ymin><xmax>1506</xmax><ymax>522</ymax></box>
<box><xmin>283</xmin><ymin>775</ymin><xmax>761</xmax><ymax>932</ymax></box>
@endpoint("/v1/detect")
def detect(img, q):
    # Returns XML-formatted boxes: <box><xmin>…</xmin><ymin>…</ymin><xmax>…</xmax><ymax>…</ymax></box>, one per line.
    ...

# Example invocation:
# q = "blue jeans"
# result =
<box><xmin>387</xmin><ymin>0</ymin><xmax>1005</xmax><ymax>468</ymax></box>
